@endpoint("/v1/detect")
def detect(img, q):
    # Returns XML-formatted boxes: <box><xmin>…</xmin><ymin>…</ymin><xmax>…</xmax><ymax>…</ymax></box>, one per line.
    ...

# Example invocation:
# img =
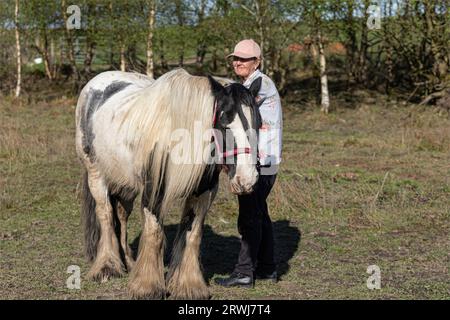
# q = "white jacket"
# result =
<box><xmin>243</xmin><ymin>69</ymin><xmax>282</xmax><ymax>174</ymax></box>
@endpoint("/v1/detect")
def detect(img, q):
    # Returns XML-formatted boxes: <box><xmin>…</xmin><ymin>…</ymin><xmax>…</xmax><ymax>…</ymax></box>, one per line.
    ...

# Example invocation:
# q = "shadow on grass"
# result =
<box><xmin>131</xmin><ymin>219</ymin><xmax>301</xmax><ymax>283</ymax></box>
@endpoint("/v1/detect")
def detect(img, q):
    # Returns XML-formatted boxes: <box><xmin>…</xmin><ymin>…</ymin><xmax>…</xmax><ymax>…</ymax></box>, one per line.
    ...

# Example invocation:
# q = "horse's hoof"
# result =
<box><xmin>128</xmin><ymin>282</ymin><xmax>166</xmax><ymax>300</ymax></box>
<box><xmin>88</xmin><ymin>259</ymin><xmax>126</xmax><ymax>283</ymax></box>
<box><xmin>124</xmin><ymin>256</ymin><xmax>135</xmax><ymax>273</ymax></box>
<box><xmin>167</xmin><ymin>283</ymin><xmax>211</xmax><ymax>300</ymax></box>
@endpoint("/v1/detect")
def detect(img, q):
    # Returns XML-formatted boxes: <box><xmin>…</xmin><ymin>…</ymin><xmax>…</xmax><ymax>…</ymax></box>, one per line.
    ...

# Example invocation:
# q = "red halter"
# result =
<box><xmin>212</xmin><ymin>100</ymin><xmax>252</xmax><ymax>163</ymax></box>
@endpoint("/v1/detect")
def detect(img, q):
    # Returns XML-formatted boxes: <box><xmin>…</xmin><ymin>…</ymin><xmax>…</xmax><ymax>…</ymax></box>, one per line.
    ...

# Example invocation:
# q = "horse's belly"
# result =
<box><xmin>93</xmin><ymin>114</ymin><xmax>142</xmax><ymax>191</ymax></box>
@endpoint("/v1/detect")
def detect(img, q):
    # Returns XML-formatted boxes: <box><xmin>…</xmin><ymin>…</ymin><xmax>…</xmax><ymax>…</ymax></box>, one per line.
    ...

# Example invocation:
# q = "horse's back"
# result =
<box><xmin>83</xmin><ymin>71</ymin><xmax>154</xmax><ymax>92</ymax></box>
<box><xmin>75</xmin><ymin>71</ymin><xmax>155</xmax><ymax>181</ymax></box>
<box><xmin>76</xmin><ymin>71</ymin><xmax>154</xmax><ymax>122</ymax></box>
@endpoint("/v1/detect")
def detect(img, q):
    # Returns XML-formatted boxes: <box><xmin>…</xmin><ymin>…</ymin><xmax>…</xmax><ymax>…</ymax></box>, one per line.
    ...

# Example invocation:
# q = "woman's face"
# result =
<box><xmin>232</xmin><ymin>56</ymin><xmax>260</xmax><ymax>80</ymax></box>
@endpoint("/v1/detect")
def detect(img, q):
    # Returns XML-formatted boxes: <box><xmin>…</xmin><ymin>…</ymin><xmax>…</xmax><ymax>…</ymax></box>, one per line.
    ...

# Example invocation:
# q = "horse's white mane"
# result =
<box><xmin>126</xmin><ymin>68</ymin><xmax>216</xmax><ymax>213</ymax></box>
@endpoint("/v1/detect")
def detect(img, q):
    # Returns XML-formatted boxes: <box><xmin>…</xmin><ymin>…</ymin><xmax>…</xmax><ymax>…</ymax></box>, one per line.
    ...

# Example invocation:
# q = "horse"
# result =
<box><xmin>75</xmin><ymin>68</ymin><xmax>262</xmax><ymax>299</ymax></box>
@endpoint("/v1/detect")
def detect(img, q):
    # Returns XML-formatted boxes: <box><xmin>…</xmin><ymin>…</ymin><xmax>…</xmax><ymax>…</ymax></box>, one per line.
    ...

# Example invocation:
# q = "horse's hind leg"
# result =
<box><xmin>86</xmin><ymin>167</ymin><xmax>125</xmax><ymax>282</ymax></box>
<box><xmin>128</xmin><ymin>206</ymin><xmax>165</xmax><ymax>299</ymax></box>
<box><xmin>167</xmin><ymin>184</ymin><xmax>218</xmax><ymax>299</ymax></box>
<box><xmin>113</xmin><ymin>197</ymin><xmax>136</xmax><ymax>272</ymax></box>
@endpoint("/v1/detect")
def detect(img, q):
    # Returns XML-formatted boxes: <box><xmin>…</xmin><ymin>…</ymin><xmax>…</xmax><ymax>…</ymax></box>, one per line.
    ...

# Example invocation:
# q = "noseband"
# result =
<box><xmin>212</xmin><ymin>100</ymin><xmax>252</xmax><ymax>163</ymax></box>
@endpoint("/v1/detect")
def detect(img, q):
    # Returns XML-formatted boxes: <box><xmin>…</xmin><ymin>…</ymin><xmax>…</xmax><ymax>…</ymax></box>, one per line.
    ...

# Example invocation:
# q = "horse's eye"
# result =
<box><xmin>219</xmin><ymin>115</ymin><xmax>228</xmax><ymax>126</ymax></box>
<box><xmin>219</xmin><ymin>110</ymin><xmax>233</xmax><ymax>126</ymax></box>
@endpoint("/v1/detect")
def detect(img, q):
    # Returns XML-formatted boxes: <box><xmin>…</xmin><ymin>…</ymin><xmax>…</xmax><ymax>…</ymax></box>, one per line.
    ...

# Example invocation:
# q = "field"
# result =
<box><xmin>0</xmin><ymin>86</ymin><xmax>449</xmax><ymax>299</ymax></box>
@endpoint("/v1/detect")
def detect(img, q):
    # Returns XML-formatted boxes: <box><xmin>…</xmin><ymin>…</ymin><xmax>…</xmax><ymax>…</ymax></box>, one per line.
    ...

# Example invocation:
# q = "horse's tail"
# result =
<box><xmin>81</xmin><ymin>169</ymin><xmax>100</xmax><ymax>262</ymax></box>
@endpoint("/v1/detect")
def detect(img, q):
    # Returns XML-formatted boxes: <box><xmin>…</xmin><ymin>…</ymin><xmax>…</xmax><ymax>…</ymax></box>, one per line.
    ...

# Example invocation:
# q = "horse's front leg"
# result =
<box><xmin>167</xmin><ymin>184</ymin><xmax>218</xmax><ymax>299</ymax></box>
<box><xmin>128</xmin><ymin>207</ymin><xmax>165</xmax><ymax>299</ymax></box>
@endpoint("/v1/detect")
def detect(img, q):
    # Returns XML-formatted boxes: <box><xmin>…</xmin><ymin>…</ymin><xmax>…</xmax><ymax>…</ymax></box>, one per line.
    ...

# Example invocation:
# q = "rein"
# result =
<box><xmin>212</xmin><ymin>100</ymin><xmax>252</xmax><ymax>163</ymax></box>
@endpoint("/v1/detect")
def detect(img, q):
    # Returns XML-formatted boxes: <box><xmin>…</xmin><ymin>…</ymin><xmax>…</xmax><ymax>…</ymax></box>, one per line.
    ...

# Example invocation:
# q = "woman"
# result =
<box><xmin>215</xmin><ymin>39</ymin><xmax>283</xmax><ymax>288</ymax></box>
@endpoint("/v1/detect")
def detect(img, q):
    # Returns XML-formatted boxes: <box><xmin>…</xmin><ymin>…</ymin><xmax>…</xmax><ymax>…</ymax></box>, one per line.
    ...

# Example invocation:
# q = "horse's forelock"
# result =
<box><xmin>226</xmin><ymin>83</ymin><xmax>261</xmax><ymax>131</ymax></box>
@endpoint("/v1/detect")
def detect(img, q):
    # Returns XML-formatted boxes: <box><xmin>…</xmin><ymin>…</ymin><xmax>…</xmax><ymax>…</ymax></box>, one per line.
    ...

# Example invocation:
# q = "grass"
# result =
<box><xmin>0</xmin><ymin>87</ymin><xmax>449</xmax><ymax>300</ymax></box>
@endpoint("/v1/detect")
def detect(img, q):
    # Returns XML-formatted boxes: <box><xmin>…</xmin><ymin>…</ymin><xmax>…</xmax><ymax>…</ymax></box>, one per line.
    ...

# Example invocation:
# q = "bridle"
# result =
<box><xmin>211</xmin><ymin>100</ymin><xmax>253</xmax><ymax>164</ymax></box>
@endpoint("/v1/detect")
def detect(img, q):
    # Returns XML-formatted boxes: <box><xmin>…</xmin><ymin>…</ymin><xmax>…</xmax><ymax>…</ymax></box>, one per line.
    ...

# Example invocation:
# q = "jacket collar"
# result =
<box><xmin>243</xmin><ymin>69</ymin><xmax>262</xmax><ymax>87</ymax></box>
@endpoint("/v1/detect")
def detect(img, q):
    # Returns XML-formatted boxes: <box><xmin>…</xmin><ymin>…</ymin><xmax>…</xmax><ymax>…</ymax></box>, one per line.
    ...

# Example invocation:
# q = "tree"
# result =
<box><xmin>302</xmin><ymin>0</ymin><xmax>331</xmax><ymax>113</ymax></box>
<box><xmin>14</xmin><ymin>0</ymin><xmax>22</xmax><ymax>97</ymax></box>
<box><xmin>22</xmin><ymin>0</ymin><xmax>60</xmax><ymax>81</ymax></box>
<box><xmin>239</xmin><ymin>0</ymin><xmax>270</xmax><ymax>71</ymax></box>
<box><xmin>61</xmin><ymin>0</ymin><xmax>81</xmax><ymax>90</ymax></box>
<box><xmin>317</xmin><ymin>30</ymin><xmax>330</xmax><ymax>113</ymax></box>
<box><xmin>146</xmin><ymin>0</ymin><xmax>156</xmax><ymax>77</ymax></box>
<box><xmin>83</xmin><ymin>0</ymin><xmax>98</xmax><ymax>77</ymax></box>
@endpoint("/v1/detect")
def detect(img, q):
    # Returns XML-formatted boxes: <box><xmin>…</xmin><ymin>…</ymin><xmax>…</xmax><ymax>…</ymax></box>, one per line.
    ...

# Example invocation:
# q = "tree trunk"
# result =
<box><xmin>120</xmin><ymin>42</ymin><xmax>126</xmax><ymax>72</ymax></box>
<box><xmin>159</xmin><ymin>38</ymin><xmax>168</xmax><ymax>72</ymax></box>
<box><xmin>317</xmin><ymin>32</ymin><xmax>330</xmax><ymax>114</ymax></box>
<box><xmin>50</xmin><ymin>36</ymin><xmax>58</xmax><ymax>79</ymax></box>
<box><xmin>108</xmin><ymin>1</ymin><xmax>115</xmax><ymax>68</ymax></box>
<box><xmin>14</xmin><ymin>0</ymin><xmax>21</xmax><ymax>97</ymax></box>
<box><xmin>41</xmin><ymin>30</ymin><xmax>54</xmax><ymax>81</ymax></box>
<box><xmin>108</xmin><ymin>39</ymin><xmax>114</xmax><ymax>68</ymax></box>
<box><xmin>357</xmin><ymin>0</ymin><xmax>370</xmax><ymax>85</ymax></box>
<box><xmin>178</xmin><ymin>52</ymin><xmax>184</xmax><ymax>67</ymax></box>
<box><xmin>195</xmin><ymin>0</ymin><xmax>207</xmax><ymax>71</ymax></box>
<box><xmin>385</xmin><ymin>44</ymin><xmax>394</xmax><ymax>94</ymax></box>
<box><xmin>212</xmin><ymin>48</ymin><xmax>218</xmax><ymax>73</ymax></box>
<box><xmin>32</xmin><ymin>31</ymin><xmax>53</xmax><ymax>80</ymax></box>
<box><xmin>175</xmin><ymin>0</ymin><xmax>185</xmax><ymax>67</ymax></box>
<box><xmin>61</xmin><ymin>0</ymin><xmax>80</xmax><ymax>90</ymax></box>
<box><xmin>196</xmin><ymin>43</ymin><xmax>206</xmax><ymax>70</ymax></box>
<box><xmin>146</xmin><ymin>0</ymin><xmax>156</xmax><ymax>78</ymax></box>
<box><xmin>84</xmin><ymin>3</ymin><xmax>95</xmax><ymax>76</ymax></box>
<box><xmin>84</xmin><ymin>40</ymin><xmax>95</xmax><ymax>75</ymax></box>
<box><xmin>344</xmin><ymin>0</ymin><xmax>357</xmax><ymax>86</ymax></box>
<box><xmin>425</xmin><ymin>1</ymin><xmax>447</xmax><ymax>84</ymax></box>
<box><xmin>258</xmin><ymin>21</ymin><xmax>265</xmax><ymax>71</ymax></box>
<box><xmin>246</xmin><ymin>0</ymin><xmax>268</xmax><ymax>71</ymax></box>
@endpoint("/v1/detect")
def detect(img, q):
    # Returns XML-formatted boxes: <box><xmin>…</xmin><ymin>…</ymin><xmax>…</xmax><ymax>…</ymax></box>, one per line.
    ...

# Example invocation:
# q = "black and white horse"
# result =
<box><xmin>75</xmin><ymin>68</ymin><xmax>262</xmax><ymax>299</ymax></box>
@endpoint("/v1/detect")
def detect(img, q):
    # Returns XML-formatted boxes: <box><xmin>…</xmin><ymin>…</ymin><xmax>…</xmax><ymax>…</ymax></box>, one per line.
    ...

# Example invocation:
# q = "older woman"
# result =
<box><xmin>215</xmin><ymin>39</ymin><xmax>283</xmax><ymax>288</ymax></box>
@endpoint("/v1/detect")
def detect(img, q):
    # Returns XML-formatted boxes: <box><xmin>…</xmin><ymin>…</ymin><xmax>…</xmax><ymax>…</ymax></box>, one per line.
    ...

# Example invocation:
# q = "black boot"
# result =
<box><xmin>214</xmin><ymin>272</ymin><xmax>254</xmax><ymax>288</ymax></box>
<box><xmin>255</xmin><ymin>270</ymin><xmax>278</xmax><ymax>283</ymax></box>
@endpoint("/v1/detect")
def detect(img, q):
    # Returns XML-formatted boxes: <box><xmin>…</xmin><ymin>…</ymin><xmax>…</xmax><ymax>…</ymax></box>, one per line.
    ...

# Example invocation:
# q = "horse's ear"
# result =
<box><xmin>208</xmin><ymin>75</ymin><xmax>226</xmax><ymax>98</ymax></box>
<box><xmin>248</xmin><ymin>77</ymin><xmax>262</xmax><ymax>98</ymax></box>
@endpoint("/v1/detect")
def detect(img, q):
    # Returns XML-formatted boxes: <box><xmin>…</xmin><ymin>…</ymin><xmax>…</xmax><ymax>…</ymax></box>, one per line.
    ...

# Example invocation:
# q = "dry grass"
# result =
<box><xmin>0</xmin><ymin>89</ymin><xmax>449</xmax><ymax>299</ymax></box>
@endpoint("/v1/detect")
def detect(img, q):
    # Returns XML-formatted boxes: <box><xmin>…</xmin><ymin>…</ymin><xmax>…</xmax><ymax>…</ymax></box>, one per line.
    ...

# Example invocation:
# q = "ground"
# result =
<box><xmin>0</xmin><ymin>87</ymin><xmax>449</xmax><ymax>299</ymax></box>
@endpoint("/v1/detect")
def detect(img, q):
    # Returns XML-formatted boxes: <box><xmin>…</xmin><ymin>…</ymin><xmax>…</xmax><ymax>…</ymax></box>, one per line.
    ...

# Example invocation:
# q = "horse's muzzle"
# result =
<box><xmin>229</xmin><ymin>175</ymin><xmax>257</xmax><ymax>195</ymax></box>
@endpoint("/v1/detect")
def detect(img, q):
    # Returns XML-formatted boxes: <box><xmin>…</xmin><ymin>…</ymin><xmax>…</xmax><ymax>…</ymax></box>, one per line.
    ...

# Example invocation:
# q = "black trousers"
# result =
<box><xmin>234</xmin><ymin>174</ymin><xmax>277</xmax><ymax>277</ymax></box>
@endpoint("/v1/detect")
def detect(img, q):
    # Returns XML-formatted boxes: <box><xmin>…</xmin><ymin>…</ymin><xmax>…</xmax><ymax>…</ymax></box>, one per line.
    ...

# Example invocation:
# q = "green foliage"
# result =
<box><xmin>0</xmin><ymin>0</ymin><xmax>448</xmax><ymax>101</ymax></box>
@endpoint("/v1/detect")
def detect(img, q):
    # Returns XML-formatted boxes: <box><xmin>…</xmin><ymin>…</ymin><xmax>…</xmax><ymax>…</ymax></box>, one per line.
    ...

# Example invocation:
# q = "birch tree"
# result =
<box><xmin>302</xmin><ymin>0</ymin><xmax>331</xmax><ymax>113</ymax></box>
<box><xmin>14</xmin><ymin>0</ymin><xmax>21</xmax><ymax>97</ymax></box>
<box><xmin>317</xmin><ymin>30</ymin><xmax>330</xmax><ymax>113</ymax></box>
<box><xmin>146</xmin><ymin>0</ymin><xmax>156</xmax><ymax>77</ymax></box>
<box><xmin>22</xmin><ymin>0</ymin><xmax>58</xmax><ymax>80</ymax></box>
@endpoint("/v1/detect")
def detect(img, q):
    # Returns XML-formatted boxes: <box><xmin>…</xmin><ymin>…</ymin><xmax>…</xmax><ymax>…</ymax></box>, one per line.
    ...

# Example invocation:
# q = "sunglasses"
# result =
<box><xmin>232</xmin><ymin>56</ymin><xmax>257</xmax><ymax>63</ymax></box>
